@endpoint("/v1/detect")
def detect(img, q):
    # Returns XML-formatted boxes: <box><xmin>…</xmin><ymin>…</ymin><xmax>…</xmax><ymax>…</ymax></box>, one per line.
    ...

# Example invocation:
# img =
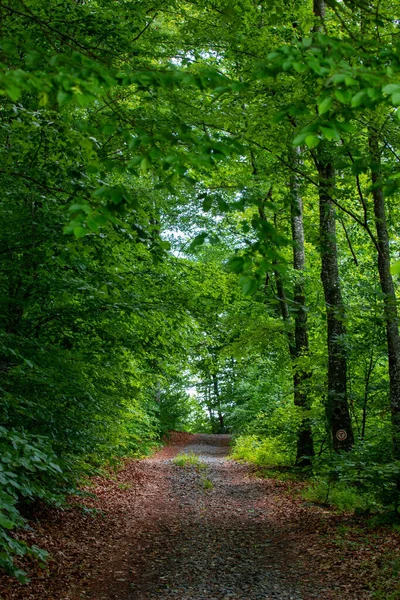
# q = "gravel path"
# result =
<box><xmin>111</xmin><ymin>434</ymin><xmax>324</xmax><ymax>600</ymax></box>
<box><xmin>1</xmin><ymin>432</ymin><xmax>378</xmax><ymax>600</ymax></box>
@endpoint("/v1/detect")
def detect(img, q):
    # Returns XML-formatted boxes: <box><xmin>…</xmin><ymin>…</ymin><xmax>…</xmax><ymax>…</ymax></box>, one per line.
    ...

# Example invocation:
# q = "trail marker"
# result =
<box><xmin>336</xmin><ymin>429</ymin><xmax>347</xmax><ymax>441</ymax></box>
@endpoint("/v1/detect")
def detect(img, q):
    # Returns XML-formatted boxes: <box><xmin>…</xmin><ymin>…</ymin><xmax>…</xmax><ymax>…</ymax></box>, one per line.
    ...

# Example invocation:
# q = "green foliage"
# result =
<box><xmin>232</xmin><ymin>435</ymin><xmax>293</xmax><ymax>467</ymax></box>
<box><xmin>306</xmin><ymin>441</ymin><xmax>400</xmax><ymax>514</ymax></box>
<box><xmin>0</xmin><ymin>427</ymin><xmax>65</xmax><ymax>581</ymax></box>
<box><xmin>1</xmin><ymin>0</ymin><xmax>400</xmax><ymax>584</ymax></box>
<box><xmin>302</xmin><ymin>481</ymin><xmax>376</xmax><ymax>513</ymax></box>
<box><xmin>157</xmin><ymin>382</ymin><xmax>198</xmax><ymax>436</ymax></box>
<box><xmin>172</xmin><ymin>453</ymin><xmax>206</xmax><ymax>468</ymax></box>
<box><xmin>202</xmin><ymin>478</ymin><xmax>214</xmax><ymax>491</ymax></box>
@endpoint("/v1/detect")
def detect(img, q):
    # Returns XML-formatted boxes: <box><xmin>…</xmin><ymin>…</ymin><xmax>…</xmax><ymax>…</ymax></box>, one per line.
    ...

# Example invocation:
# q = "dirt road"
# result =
<box><xmin>1</xmin><ymin>433</ymin><xmax>375</xmax><ymax>600</ymax></box>
<box><xmin>88</xmin><ymin>434</ymin><xmax>336</xmax><ymax>600</ymax></box>
<box><xmin>116</xmin><ymin>433</ymin><xmax>321</xmax><ymax>600</ymax></box>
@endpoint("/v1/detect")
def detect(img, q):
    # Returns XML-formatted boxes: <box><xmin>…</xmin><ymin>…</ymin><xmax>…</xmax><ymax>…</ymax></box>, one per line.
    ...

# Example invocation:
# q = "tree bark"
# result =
<box><xmin>312</xmin><ymin>0</ymin><xmax>353</xmax><ymax>451</ymax></box>
<box><xmin>212</xmin><ymin>372</ymin><xmax>225</xmax><ymax>433</ymax></box>
<box><xmin>368</xmin><ymin>131</ymin><xmax>400</xmax><ymax>458</ymax></box>
<box><xmin>290</xmin><ymin>153</ymin><xmax>315</xmax><ymax>465</ymax></box>
<box><xmin>270</xmin><ymin>189</ymin><xmax>314</xmax><ymax>465</ymax></box>
<box><xmin>317</xmin><ymin>154</ymin><xmax>354</xmax><ymax>451</ymax></box>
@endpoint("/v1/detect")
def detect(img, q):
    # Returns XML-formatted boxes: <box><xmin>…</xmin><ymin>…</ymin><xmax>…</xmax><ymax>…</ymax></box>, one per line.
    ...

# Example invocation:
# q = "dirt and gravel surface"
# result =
<box><xmin>120</xmin><ymin>433</ymin><xmax>319</xmax><ymax>600</ymax></box>
<box><xmin>1</xmin><ymin>432</ymin><xmax>390</xmax><ymax>600</ymax></box>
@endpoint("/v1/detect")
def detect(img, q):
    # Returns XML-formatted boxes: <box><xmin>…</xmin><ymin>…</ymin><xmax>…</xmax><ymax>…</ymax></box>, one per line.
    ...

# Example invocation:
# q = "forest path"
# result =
<box><xmin>89</xmin><ymin>433</ymin><xmax>326</xmax><ymax>600</ymax></box>
<box><xmin>0</xmin><ymin>433</ymin><xmax>374</xmax><ymax>600</ymax></box>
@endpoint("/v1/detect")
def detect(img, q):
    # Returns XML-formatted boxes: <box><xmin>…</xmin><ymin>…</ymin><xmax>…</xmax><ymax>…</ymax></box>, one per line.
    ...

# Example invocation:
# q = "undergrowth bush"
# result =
<box><xmin>302</xmin><ymin>480</ymin><xmax>377</xmax><ymax>512</ymax></box>
<box><xmin>307</xmin><ymin>441</ymin><xmax>400</xmax><ymax>515</ymax></box>
<box><xmin>232</xmin><ymin>435</ymin><xmax>400</xmax><ymax>516</ymax></box>
<box><xmin>0</xmin><ymin>398</ymin><xmax>162</xmax><ymax>581</ymax></box>
<box><xmin>0</xmin><ymin>427</ymin><xmax>68</xmax><ymax>582</ymax></box>
<box><xmin>232</xmin><ymin>435</ymin><xmax>293</xmax><ymax>466</ymax></box>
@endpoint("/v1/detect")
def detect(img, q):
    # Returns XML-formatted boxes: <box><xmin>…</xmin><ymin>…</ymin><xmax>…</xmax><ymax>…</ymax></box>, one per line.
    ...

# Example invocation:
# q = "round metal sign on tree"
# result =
<box><xmin>336</xmin><ymin>429</ymin><xmax>348</xmax><ymax>442</ymax></box>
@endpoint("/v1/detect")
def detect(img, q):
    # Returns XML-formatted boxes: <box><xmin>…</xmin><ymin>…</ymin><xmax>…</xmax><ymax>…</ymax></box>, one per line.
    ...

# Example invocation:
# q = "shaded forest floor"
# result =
<box><xmin>1</xmin><ymin>433</ymin><xmax>399</xmax><ymax>599</ymax></box>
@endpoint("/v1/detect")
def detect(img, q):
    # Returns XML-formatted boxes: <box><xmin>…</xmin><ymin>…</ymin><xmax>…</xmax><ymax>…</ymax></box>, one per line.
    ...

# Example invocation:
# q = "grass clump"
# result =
<box><xmin>172</xmin><ymin>452</ymin><xmax>205</xmax><ymax>468</ymax></box>
<box><xmin>202</xmin><ymin>477</ymin><xmax>214</xmax><ymax>491</ymax></box>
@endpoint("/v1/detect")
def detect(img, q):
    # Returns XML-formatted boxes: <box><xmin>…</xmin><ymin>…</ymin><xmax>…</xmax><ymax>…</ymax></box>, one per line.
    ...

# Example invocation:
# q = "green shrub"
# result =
<box><xmin>232</xmin><ymin>435</ymin><xmax>293</xmax><ymax>466</ymax></box>
<box><xmin>0</xmin><ymin>427</ymin><xmax>66</xmax><ymax>582</ymax></box>
<box><xmin>302</xmin><ymin>480</ymin><xmax>377</xmax><ymax>512</ymax></box>
<box><xmin>312</xmin><ymin>441</ymin><xmax>400</xmax><ymax>513</ymax></box>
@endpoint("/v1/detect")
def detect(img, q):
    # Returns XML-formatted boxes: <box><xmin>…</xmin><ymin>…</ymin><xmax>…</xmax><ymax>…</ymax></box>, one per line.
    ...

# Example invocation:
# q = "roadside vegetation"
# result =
<box><xmin>172</xmin><ymin>453</ymin><xmax>206</xmax><ymax>468</ymax></box>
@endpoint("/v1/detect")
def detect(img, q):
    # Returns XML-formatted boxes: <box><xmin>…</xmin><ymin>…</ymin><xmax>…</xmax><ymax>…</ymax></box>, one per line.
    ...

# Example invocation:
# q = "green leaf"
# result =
<box><xmin>73</xmin><ymin>226</ymin><xmax>87</xmax><ymax>239</ymax></box>
<box><xmin>202</xmin><ymin>196</ymin><xmax>213</xmax><ymax>211</ymax></box>
<box><xmin>227</xmin><ymin>256</ymin><xmax>245</xmax><ymax>273</ymax></box>
<box><xmin>57</xmin><ymin>90</ymin><xmax>72</xmax><ymax>106</ymax></box>
<box><xmin>6</xmin><ymin>85</ymin><xmax>21</xmax><ymax>102</ymax></box>
<box><xmin>0</xmin><ymin>512</ymin><xmax>15</xmax><ymax>529</ymax></box>
<box><xmin>351</xmin><ymin>91</ymin><xmax>366</xmax><ymax>107</ymax></box>
<box><xmin>318</xmin><ymin>97</ymin><xmax>333</xmax><ymax>115</ymax></box>
<box><xmin>320</xmin><ymin>125</ymin><xmax>340</xmax><ymax>141</ymax></box>
<box><xmin>390</xmin><ymin>261</ymin><xmax>400</xmax><ymax>275</ymax></box>
<box><xmin>305</xmin><ymin>135</ymin><xmax>320</xmax><ymax>148</ymax></box>
<box><xmin>336</xmin><ymin>121</ymin><xmax>357</xmax><ymax>133</ymax></box>
<box><xmin>391</xmin><ymin>93</ymin><xmax>400</xmax><ymax>105</ymax></box>
<box><xmin>140</xmin><ymin>157</ymin><xmax>150</xmax><ymax>173</ymax></box>
<box><xmin>159</xmin><ymin>240</ymin><xmax>171</xmax><ymax>250</ymax></box>
<box><xmin>242</xmin><ymin>278</ymin><xmax>258</xmax><ymax>296</ymax></box>
<box><xmin>189</xmin><ymin>232</ymin><xmax>207</xmax><ymax>250</ymax></box>
<box><xmin>69</xmin><ymin>204</ymin><xmax>89</xmax><ymax>213</ymax></box>
<box><xmin>382</xmin><ymin>84</ymin><xmax>400</xmax><ymax>95</ymax></box>
<box><xmin>334</xmin><ymin>89</ymin><xmax>351</xmax><ymax>105</ymax></box>
<box><xmin>292</xmin><ymin>132</ymin><xmax>307</xmax><ymax>146</ymax></box>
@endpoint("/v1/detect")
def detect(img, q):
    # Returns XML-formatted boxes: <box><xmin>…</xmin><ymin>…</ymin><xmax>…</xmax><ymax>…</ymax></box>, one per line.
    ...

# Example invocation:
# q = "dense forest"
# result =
<box><xmin>1</xmin><ymin>0</ymin><xmax>400</xmax><ymax>585</ymax></box>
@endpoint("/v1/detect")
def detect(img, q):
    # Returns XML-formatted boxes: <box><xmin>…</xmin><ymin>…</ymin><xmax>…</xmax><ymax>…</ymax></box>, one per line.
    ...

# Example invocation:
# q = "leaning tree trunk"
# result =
<box><xmin>317</xmin><ymin>154</ymin><xmax>354</xmax><ymax>451</ymax></box>
<box><xmin>290</xmin><ymin>153</ymin><xmax>314</xmax><ymax>464</ymax></box>
<box><xmin>368</xmin><ymin>131</ymin><xmax>400</xmax><ymax>458</ymax></box>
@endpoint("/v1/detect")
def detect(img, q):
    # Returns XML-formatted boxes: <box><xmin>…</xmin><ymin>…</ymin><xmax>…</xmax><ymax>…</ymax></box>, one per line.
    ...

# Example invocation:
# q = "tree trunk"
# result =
<box><xmin>271</xmin><ymin>198</ymin><xmax>314</xmax><ymax>465</ymax></box>
<box><xmin>290</xmin><ymin>153</ymin><xmax>315</xmax><ymax>465</ymax></box>
<box><xmin>317</xmin><ymin>155</ymin><xmax>354</xmax><ymax>451</ymax></box>
<box><xmin>273</xmin><ymin>264</ymin><xmax>294</xmax><ymax>350</ymax></box>
<box><xmin>312</xmin><ymin>0</ymin><xmax>352</xmax><ymax>451</ymax></box>
<box><xmin>361</xmin><ymin>350</ymin><xmax>374</xmax><ymax>440</ymax></box>
<box><xmin>368</xmin><ymin>131</ymin><xmax>400</xmax><ymax>458</ymax></box>
<box><xmin>212</xmin><ymin>372</ymin><xmax>225</xmax><ymax>433</ymax></box>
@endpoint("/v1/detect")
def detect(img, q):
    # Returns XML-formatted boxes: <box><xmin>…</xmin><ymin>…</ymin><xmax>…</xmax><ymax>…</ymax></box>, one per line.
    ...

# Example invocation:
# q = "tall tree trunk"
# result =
<box><xmin>361</xmin><ymin>350</ymin><xmax>374</xmax><ymax>440</ymax></box>
<box><xmin>290</xmin><ymin>153</ymin><xmax>314</xmax><ymax>465</ymax></box>
<box><xmin>316</xmin><ymin>154</ymin><xmax>354</xmax><ymax>451</ymax></box>
<box><xmin>368</xmin><ymin>131</ymin><xmax>400</xmax><ymax>458</ymax></box>
<box><xmin>271</xmin><ymin>200</ymin><xmax>314</xmax><ymax>465</ymax></box>
<box><xmin>204</xmin><ymin>383</ymin><xmax>214</xmax><ymax>429</ymax></box>
<box><xmin>212</xmin><ymin>372</ymin><xmax>225</xmax><ymax>433</ymax></box>
<box><xmin>312</xmin><ymin>0</ymin><xmax>353</xmax><ymax>451</ymax></box>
